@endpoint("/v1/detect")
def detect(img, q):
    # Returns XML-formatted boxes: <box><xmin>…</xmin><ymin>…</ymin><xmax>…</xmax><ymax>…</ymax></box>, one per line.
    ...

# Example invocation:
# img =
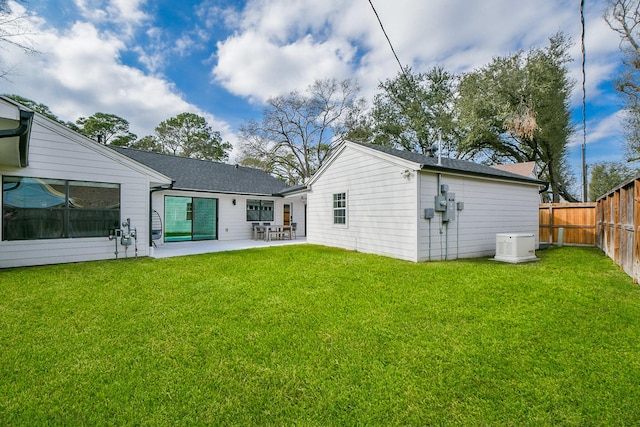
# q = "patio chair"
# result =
<box><xmin>290</xmin><ymin>222</ymin><xmax>297</xmax><ymax>239</ymax></box>
<box><xmin>252</xmin><ymin>222</ymin><xmax>264</xmax><ymax>240</ymax></box>
<box><xmin>151</xmin><ymin>209</ymin><xmax>162</xmax><ymax>247</ymax></box>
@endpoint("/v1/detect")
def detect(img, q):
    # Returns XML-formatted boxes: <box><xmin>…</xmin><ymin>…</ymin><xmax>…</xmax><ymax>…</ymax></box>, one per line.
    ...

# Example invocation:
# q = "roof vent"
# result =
<box><xmin>425</xmin><ymin>143</ymin><xmax>437</xmax><ymax>157</ymax></box>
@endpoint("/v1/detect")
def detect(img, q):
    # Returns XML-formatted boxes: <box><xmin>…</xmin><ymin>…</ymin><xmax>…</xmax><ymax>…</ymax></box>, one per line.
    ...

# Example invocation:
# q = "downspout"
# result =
<box><xmin>0</xmin><ymin>110</ymin><xmax>34</xmax><ymax>167</ymax></box>
<box><xmin>149</xmin><ymin>181</ymin><xmax>174</xmax><ymax>247</ymax></box>
<box><xmin>539</xmin><ymin>182</ymin><xmax>550</xmax><ymax>196</ymax></box>
<box><xmin>445</xmin><ymin>221</ymin><xmax>449</xmax><ymax>261</ymax></box>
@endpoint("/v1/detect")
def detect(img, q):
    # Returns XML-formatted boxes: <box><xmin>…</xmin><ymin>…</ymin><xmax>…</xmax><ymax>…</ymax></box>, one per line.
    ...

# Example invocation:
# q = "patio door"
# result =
<box><xmin>192</xmin><ymin>198</ymin><xmax>217</xmax><ymax>240</ymax></box>
<box><xmin>164</xmin><ymin>196</ymin><xmax>217</xmax><ymax>242</ymax></box>
<box><xmin>283</xmin><ymin>204</ymin><xmax>291</xmax><ymax>226</ymax></box>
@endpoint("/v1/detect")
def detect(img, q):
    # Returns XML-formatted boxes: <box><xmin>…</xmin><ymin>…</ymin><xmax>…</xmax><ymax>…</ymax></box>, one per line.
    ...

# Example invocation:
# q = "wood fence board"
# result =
<box><xmin>594</xmin><ymin>178</ymin><xmax>640</xmax><ymax>283</ymax></box>
<box><xmin>539</xmin><ymin>203</ymin><xmax>596</xmax><ymax>246</ymax></box>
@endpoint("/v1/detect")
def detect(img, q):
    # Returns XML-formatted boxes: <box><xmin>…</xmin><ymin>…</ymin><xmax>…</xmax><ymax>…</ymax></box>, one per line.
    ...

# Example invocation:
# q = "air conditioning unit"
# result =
<box><xmin>494</xmin><ymin>233</ymin><xmax>538</xmax><ymax>263</ymax></box>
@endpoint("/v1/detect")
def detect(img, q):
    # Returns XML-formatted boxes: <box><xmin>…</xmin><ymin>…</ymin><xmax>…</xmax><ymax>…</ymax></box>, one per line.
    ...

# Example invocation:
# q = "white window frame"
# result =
<box><xmin>333</xmin><ymin>192</ymin><xmax>347</xmax><ymax>227</ymax></box>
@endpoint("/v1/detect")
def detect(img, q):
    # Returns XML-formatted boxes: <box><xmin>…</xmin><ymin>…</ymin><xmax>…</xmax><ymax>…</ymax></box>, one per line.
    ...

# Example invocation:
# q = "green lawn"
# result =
<box><xmin>1</xmin><ymin>245</ymin><xmax>639</xmax><ymax>425</ymax></box>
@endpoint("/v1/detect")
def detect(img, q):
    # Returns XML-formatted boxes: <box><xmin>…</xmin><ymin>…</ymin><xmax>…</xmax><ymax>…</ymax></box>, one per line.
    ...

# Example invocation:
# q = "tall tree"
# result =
<box><xmin>5</xmin><ymin>94</ymin><xmax>80</xmax><ymax>131</ymax></box>
<box><xmin>154</xmin><ymin>112</ymin><xmax>231</xmax><ymax>161</ymax></box>
<box><xmin>458</xmin><ymin>33</ymin><xmax>576</xmax><ymax>202</ymax></box>
<box><xmin>589</xmin><ymin>161</ymin><xmax>639</xmax><ymax>200</ymax></box>
<box><xmin>604</xmin><ymin>0</ymin><xmax>640</xmax><ymax>159</ymax></box>
<box><xmin>237</xmin><ymin>78</ymin><xmax>365</xmax><ymax>185</ymax></box>
<box><xmin>129</xmin><ymin>135</ymin><xmax>162</xmax><ymax>152</ymax></box>
<box><xmin>76</xmin><ymin>112</ymin><xmax>137</xmax><ymax>146</ymax></box>
<box><xmin>5</xmin><ymin>94</ymin><xmax>60</xmax><ymax>122</ymax></box>
<box><xmin>370</xmin><ymin>66</ymin><xmax>459</xmax><ymax>156</ymax></box>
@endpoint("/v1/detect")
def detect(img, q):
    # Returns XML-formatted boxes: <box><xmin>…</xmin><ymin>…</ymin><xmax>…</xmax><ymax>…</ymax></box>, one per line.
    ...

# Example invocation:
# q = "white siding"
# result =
<box><xmin>0</xmin><ymin>116</ymin><xmax>170</xmax><ymax>268</ymax></box>
<box><xmin>417</xmin><ymin>173</ymin><xmax>540</xmax><ymax>261</ymax></box>
<box><xmin>307</xmin><ymin>142</ymin><xmax>541</xmax><ymax>263</ymax></box>
<box><xmin>152</xmin><ymin>191</ymin><xmax>306</xmax><ymax>244</ymax></box>
<box><xmin>307</xmin><ymin>145</ymin><xmax>419</xmax><ymax>261</ymax></box>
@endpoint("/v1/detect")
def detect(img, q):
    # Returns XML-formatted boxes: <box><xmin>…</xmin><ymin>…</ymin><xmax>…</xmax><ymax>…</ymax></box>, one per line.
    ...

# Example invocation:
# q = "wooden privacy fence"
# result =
<box><xmin>596</xmin><ymin>177</ymin><xmax>640</xmax><ymax>283</ymax></box>
<box><xmin>539</xmin><ymin>203</ymin><xmax>597</xmax><ymax>246</ymax></box>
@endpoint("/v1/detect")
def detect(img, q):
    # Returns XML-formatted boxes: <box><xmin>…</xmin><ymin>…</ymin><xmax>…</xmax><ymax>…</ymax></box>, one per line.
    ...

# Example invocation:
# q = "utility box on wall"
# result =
<box><xmin>494</xmin><ymin>233</ymin><xmax>538</xmax><ymax>263</ymax></box>
<box><xmin>434</xmin><ymin>192</ymin><xmax>456</xmax><ymax>222</ymax></box>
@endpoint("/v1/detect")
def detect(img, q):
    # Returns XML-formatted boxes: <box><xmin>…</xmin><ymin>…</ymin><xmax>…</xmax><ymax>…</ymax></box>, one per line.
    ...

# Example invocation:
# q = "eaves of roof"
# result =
<box><xmin>350</xmin><ymin>141</ymin><xmax>546</xmax><ymax>186</ymax></box>
<box><xmin>110</xmin><ymin>146</ymin><xmax>292</xmax><ymax>196</ymax></box>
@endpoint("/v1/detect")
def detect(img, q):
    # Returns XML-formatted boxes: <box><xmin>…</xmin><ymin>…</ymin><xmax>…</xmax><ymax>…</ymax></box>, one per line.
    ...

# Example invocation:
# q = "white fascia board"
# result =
<box><xmin>346</xmin><ymin>141</ymin><xmax>422</xmax><ymax>170</ymax></box>
<box><xmin>307</xmin><ymin>141</ymin><xmax>421</xmax><ymax>186</ymax></box>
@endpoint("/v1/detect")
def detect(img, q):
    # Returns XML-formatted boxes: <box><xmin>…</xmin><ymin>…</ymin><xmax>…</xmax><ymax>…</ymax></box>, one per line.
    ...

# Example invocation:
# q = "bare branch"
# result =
<box><xmin>0</xmin><ymin>1</ymin><xmax>40</xmax><ymax>79</ymax></box>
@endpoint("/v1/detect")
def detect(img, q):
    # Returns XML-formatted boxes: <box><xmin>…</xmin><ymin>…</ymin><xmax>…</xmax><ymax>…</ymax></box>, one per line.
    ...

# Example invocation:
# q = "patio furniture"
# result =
<box><xmin>290</xmin><ymin>222</ymin><xmax>297</xmax><ymax>239</ymax></box>
<box><xmin>281</xmin><ymin>224</ymin><xmax>295</xmax><ymax>240</ymax></box>
<box><xmin>266</xmin><ymin>224</ymin><xmax>281</xmax><ymax>241</ymax></box>
<box><xmin>151</xmin><ymin>209</ymin><xmax>162</xmax><ymax>247</ymax></box>
<box><xmin>265</xmin><ymin>224</ymin><xmax>292</xmax><ymax>241</ymax></box>
<box><xmin>251</xmin><ymin>222</ymin><xmax>264</xmax><ymax>240</ymax></box>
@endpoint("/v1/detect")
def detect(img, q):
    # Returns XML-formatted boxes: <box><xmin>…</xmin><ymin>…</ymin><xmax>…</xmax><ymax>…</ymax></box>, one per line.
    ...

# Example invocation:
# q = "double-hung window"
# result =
<box><xmin>333</xmin><ymin>192</ymin><xmax>347</xmax><ymax>225</ymax></box>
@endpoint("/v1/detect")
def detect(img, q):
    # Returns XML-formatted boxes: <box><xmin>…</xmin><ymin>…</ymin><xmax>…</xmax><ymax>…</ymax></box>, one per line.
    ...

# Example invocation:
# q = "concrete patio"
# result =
<box><xmin>149</xmin><ymin>237</ymin><xmax>307</xmax><ymax>259</ymax></box>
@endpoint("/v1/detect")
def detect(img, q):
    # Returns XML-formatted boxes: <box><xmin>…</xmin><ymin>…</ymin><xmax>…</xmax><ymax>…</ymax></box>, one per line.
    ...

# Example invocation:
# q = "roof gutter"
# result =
<box><xmin>419</xmin><ymin>163</ymin><xmax>545</xmax><ymax>187</ymax></box>
<box><xmin>0</xmin><ymin>110</ymin><xmax>34</xmax><ymax>167</ymax></box>
<box><xmin>538</xmin><ymin>181</ymin><xmax>550</xmax><ymax>194</ymax></box>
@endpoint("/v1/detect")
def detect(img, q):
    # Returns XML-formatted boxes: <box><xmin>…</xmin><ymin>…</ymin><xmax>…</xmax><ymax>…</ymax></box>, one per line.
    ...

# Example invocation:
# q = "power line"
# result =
<box><xmin>367</xmin><ymin>0</ymin><xmax>405</xmax><ymax>74</ymax></box>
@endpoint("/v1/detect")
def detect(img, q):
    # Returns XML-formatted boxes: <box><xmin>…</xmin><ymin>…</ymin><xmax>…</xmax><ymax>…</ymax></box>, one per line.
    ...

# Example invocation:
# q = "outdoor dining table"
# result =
<box><xmin>253</xmin><ymin>224</ymin><xmax>292</xmax><ymax>241</ymax></box>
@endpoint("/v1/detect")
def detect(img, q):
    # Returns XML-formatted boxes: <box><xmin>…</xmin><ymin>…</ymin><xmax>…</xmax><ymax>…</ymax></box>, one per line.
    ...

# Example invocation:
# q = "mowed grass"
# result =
<box><xmin>1</xmin><ymin>245</ymin><xmax>639</xmax><ymax>425</ymax></box>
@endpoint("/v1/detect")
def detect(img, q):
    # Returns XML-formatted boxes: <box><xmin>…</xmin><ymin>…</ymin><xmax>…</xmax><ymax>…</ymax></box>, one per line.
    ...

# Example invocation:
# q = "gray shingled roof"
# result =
<box><xmin>110</xmin><ymin>146</ymin><xmax>291</xmax><ymax>195</ymax></box>
<box><xmin>352</xmin><ymin>142</ymin><xmax>546</xmax><ymax>185</ymax></box>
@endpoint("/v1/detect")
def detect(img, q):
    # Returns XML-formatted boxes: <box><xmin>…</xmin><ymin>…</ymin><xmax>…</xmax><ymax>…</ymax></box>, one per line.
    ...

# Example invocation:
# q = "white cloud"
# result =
<box><xmin>210</xmin><ymin>0</ymin><xmax>621</xmax><ymax>106</ymax></box>
<box><xmin>588</xmin><ymin>111</ymin><xmax>625</xmax><ymax>147</ymax></box>
<box><xmin>0</xmin><ymin>0</ymin><xmax>628</xmax><ymax>168</ymax></box>
<box><xmin>72</xmin><ymin>0</ymin><xmax>149</xmax><ymax>35</ymax></box>
<box><xmin>214</xmin><ymin>30</ymin><xmax>354</xmax><ymax>102</ymax></box>
<box><xmin>209</xmin><ymin>0</ymin><xmax>625</xmax><ymax>169</ymax></box>
<box><xmin>0</xmin><ymin>8</ymin><xmax>231</xmax><ymax>144</ymax></box>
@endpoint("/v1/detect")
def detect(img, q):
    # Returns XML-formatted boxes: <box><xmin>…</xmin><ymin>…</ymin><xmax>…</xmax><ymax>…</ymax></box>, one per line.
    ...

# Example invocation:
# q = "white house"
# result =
<box><xmin>0</xmin><ymin>97</ymin><xmax>172</xmax><ymax>268</ymax></box>
<box><xmin>0</xmin><ymin>97</ymin><xmax>306</xmax><ymax>268</ymax></box>
<box><xmin>306</xmin><ymin>141</ymin><xmax>545</xmax><ymax>262</ymax></box>
<box><xmin>110</xmin><ymin>147</ymin><xmax>307</xmax><ymax>246</ymax></box>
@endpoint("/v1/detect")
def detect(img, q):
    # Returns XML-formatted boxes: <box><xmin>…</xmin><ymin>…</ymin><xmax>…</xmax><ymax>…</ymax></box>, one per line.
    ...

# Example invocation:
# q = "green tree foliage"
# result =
<box><xmin>5</xmin><ymin>94</ymin><xmax>60</xmax><ymax>122</ymax></box>
<box><xmin>76</xmin><ymin>112</ymin><xmax>137</xmax><ymax>146</ymax></box>
<box><xmin>589</xmin><ymin>161</ymin><xmax>639</xmax><ymax>200</ymax></box>
<box><xmin>154</xmin><ymin>112</ymin><xmax>231</xmax><ymax>161</ymax></box>
<box><xmin>458</xmin><ymin>33</ymin><xmax>576</xmax><ymax>202</ymax></box>
<box><xmin>604</xmin><ymin>0</ymin><xmax>640</xmax><ymax>160</ymax></box>
<box><xmin>370</xmin><ymin>66</ymin><xmax>459</xmax><ymax>156</ymax></box>
<box><xmin>129</xmin><ymin>135</ymin><xmax>162</xmax><ymax>152</ymax></box>
<box><xmin>237</xmin><ymin>78</ymin><xmax>365</xmax><ymax>185</ymax></box>
<box><xmin>4</xmin><ymin>94</ymin><xmax>78</xmax><ymax>131</ymax></box>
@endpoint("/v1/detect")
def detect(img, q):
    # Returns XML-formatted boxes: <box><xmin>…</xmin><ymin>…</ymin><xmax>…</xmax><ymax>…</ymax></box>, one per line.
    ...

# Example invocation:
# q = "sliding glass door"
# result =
<box><xmin>193</xmin><ymin>198</ymin><xmax>217</xmax><ymax>240</ymax></box>
<box><xmin>164</xmin><ymin>196</ymin><xmax>217</xmax><ymax>242</ymax></box>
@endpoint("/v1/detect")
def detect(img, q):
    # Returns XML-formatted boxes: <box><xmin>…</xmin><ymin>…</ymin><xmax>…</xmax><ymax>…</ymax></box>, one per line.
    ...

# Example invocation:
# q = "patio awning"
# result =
<box><xmin>0</xmin><ymin>109</ymin><xmax>34</xmax><ymax>168</ymax></box>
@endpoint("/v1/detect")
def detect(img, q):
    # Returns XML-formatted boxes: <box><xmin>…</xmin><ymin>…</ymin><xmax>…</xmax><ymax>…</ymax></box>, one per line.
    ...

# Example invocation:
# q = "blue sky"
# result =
<box><xmin>0</xmin><ymin>0</ymin><xmax>626</xmax><ymax>195</ymax></box>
